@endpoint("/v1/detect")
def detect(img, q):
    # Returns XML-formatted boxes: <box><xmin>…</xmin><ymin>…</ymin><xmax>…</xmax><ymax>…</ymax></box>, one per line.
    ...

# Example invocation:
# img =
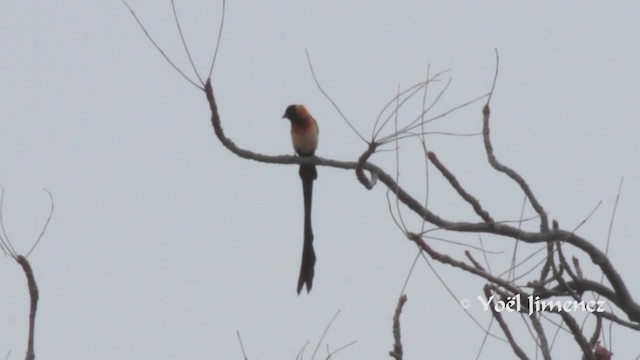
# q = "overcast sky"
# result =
<box><xmin>1</xmin><ymin>1</ymin><xmax>639</xmax><ymax>359</ymax></box>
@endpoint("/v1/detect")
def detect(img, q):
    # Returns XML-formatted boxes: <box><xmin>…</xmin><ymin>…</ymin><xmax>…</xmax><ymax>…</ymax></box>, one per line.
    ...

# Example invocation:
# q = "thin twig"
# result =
<box><xmin>386</xmin><ymin>189</ymin><xmax>409</xmax><ymax>236</ymax></box>
<box><xmin>207</xmin><ymin>0</ymin><xmax>226</xmax><ymax>79</ymax></box>
<box><xmin>171</xmin><ymin>0</ymin><xmax>204</xmax><ymax>86</ymax></box>
<box><xmin>393</xmin><ymin>85</ymin><xmax>409</xmax><ymax>233</ymax></box>
<box><xmin>421</xmin><ymin>234</ymin><xmax>503</xmax><ymax>254</ymax></box>
<box><xmin>487</xmin><ymin>49</ymin><xmax>499</xmax><ymax>104</ymax></box>
<box><xmin>374</xmin><ymin>79</ymin><xmax>448</xmax><ymax>141</ymax></box>
<box><xmin>0</xmin><ymin>186</ymin><xmax>17</xmax><ymax>258</ymax></box>
<box><xmin>600</xmin><ymin>178</ymin><xmax>622</xmax><ymax>284</ymax></box>
<box><xmin>507</xmin><ymin>195</ymin><xmax>527</xmax><ymax>282</ymax></box>
<box><xmin>378</xmin><ymin>91</ymin><xmax>488</xmax><ymax>145</ymax></box>
<box><xmin>122</xmin><ymin>0</ymin><xmax>203</xmax><ymax>90</ymax></box>
<box><xmin>372</xmin><ymin>73</ymin><xmax>449</xmax><ymax>141</ymax></box>
<box><xmin>464</xmin><ymin>250</ymin><xmax>485</xmax><ymax>271</ymax></box>
<box><xmin>305</xmin><ymin>49</ymin><xmax>365</xmax><ymax>143</ymax></box>
<box><xmin>415</xmin><ymin>242</ymin><xmax>507</xmax><ymax>343</ymax></box>
<box><xmin>236</xmin><ymin>331</ymin><xmax>248</xmax><ymax>360</ymax></box>
<box><xmin>311</xmin><ymin>311</ymin><xmax>340</xmax><ymax>360</ymax></box>
<box><xmin>419</xmin><ymin>65</ymin><xmax>432</xmax><ymax>235</ymax></box>
<box><xmin>296</xmin><ymin>341</ymin><xmax>310</xmax><ymax>360</ymax></box>
<box><xmin>399</xmin><ymin>251</ymin><xmax>421</xmax><ymax>295</ymax></box>
<box><xmin>478</xmin><ymin>235</ymin><xmax>493</xmax><ymax>274</ymax></box>
<box><xmin>26</xmin><ymin>189</ymin><xmax>54</xmax><ymax>258</ymax></box>
<box><xmin>324</xmin><ymin>341</ymin><xmax>357</xmax><ymax>360</ymax></box>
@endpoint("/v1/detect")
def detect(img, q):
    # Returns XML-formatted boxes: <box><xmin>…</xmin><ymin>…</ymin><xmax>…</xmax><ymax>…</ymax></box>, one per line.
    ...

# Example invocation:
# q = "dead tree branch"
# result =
<box><xmin>389</xmin><ymin>295</ymin><xmax>407</xmax><ymax>360</ymax></box>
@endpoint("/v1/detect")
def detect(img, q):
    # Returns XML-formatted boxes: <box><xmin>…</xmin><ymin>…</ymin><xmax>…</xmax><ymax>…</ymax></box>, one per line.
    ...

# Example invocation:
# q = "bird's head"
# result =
<box><xmin>282</xmin><ymin>104</ymin><xmax>299</xmax><ymax>122</ymax></box>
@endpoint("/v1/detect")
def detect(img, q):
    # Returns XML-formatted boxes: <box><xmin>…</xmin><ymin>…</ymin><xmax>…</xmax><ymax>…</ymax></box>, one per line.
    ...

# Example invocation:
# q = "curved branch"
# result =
<box><xmin>204</xmin><ymin>78</ymin><xmax>640</xmax><ymax>323</ymax></box>
<box><xmin>356</xmin><ymin>143</ymin><xmax>378</xmax><ymax>189</ymax></box>
<box><xmin>17</xmin><ymin>256</ymin><xmax>38</xmax><ymax>360</ymax></box>
<box><xmin>482</xmin><ymin>104</ymin><xmax>549</xmax><ymax>231</ymax></box>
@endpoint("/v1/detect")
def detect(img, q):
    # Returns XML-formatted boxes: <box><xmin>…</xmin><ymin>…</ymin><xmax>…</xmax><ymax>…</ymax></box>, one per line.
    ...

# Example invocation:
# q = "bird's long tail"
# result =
<box><xmin>297</xmin><ymin>163</ymin><xmax>317</xmax><ymax>294</ymax></box>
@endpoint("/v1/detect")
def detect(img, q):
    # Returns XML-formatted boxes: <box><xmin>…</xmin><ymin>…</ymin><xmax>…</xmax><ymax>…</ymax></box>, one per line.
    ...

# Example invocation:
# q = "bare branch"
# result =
<box><xmin>16</xmin><ymin>256</ymin><xmax>38</xmax><ymax>360</ymax></box>
<box><xmin>529</xmin><ymin>314</ymin><xmax>552</xmax><ymax>360</ymax></box>
<box><xmin>483</xmin><ymin>286</ymin><xmax>529</xmax><ymax>359</ymax></box>
<box><xmin>206</xmin><ymin>79</ymin><xmax>640</xmax><ymax>322</ymax></box>
<box><xmin>481</xmin><ymin>104</ymin><xmax>548</xmax><ymax>231</ymax></box>
<box><xmin>557</xmin><ymin>310</ymin><xmax>595</xmax><ymax>359</ymax></box>
<box><xmin>464</xmin><ymin>250</ymin><xmax>485</xmax><ymax>271</ymax></box>
<box><xmin>389</xmin><ymin>295</ymin><xmax>407</xmax><ymax>360</ymax></box>
<box><xmin>355</xmin><ymin>143</ymin><xmax>378</xmax><ymax>189</ymax></box>
<box><xmin>427</xmin><ymin>151</ymin><xmax>494</xmax><ymax>224</ymax></box>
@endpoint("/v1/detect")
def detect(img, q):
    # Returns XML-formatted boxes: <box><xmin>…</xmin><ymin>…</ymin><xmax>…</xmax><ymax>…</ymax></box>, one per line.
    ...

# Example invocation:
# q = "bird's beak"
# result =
<box><xmin>282</xmin><ymin>114</ymin><xmax>287</xmax><ymax>119</ymax></box>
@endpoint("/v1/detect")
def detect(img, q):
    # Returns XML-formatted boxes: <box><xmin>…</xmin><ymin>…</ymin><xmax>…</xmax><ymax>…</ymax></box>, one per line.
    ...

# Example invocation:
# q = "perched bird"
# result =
<box><xmin>283</xmin><ymin>104</ymin><xmax>319</xmax><ymax>294</ymax></box>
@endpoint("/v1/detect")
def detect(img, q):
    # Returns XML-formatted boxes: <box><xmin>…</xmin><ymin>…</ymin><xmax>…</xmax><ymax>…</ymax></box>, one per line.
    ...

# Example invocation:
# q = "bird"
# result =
<box><xmin>282</xmin><ymin>104</ymin><xmax>319</xmax><ymax>294</ymax></box>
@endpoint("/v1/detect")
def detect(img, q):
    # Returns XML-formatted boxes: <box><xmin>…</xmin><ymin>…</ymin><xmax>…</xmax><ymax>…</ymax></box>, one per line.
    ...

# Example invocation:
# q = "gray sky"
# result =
<box><xmin>1</xmin><ymin>1</ymin><xmax>639</xmax><ymax>358</ymax></box>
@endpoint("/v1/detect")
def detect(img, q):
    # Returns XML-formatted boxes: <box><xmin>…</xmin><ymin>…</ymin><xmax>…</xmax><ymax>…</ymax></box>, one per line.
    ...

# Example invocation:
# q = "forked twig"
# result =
<box><xmin>311</xmin><ymin>311</ymin><xmax>341</xmax><ymax>360</ymax></box>
<box><xmin>323</xmin><ymin>340</ymin><xmax>357</xmax><ymax>360</ymax></box>
<box><xmin>171</xmin><ymin>0</ymin><xmax>204</xmax><ymax>86</ymax></box>
<box><xmin>122</xmin><ymin>0</ymin><xmax>203</xmax><ymax>90</ymax></box>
